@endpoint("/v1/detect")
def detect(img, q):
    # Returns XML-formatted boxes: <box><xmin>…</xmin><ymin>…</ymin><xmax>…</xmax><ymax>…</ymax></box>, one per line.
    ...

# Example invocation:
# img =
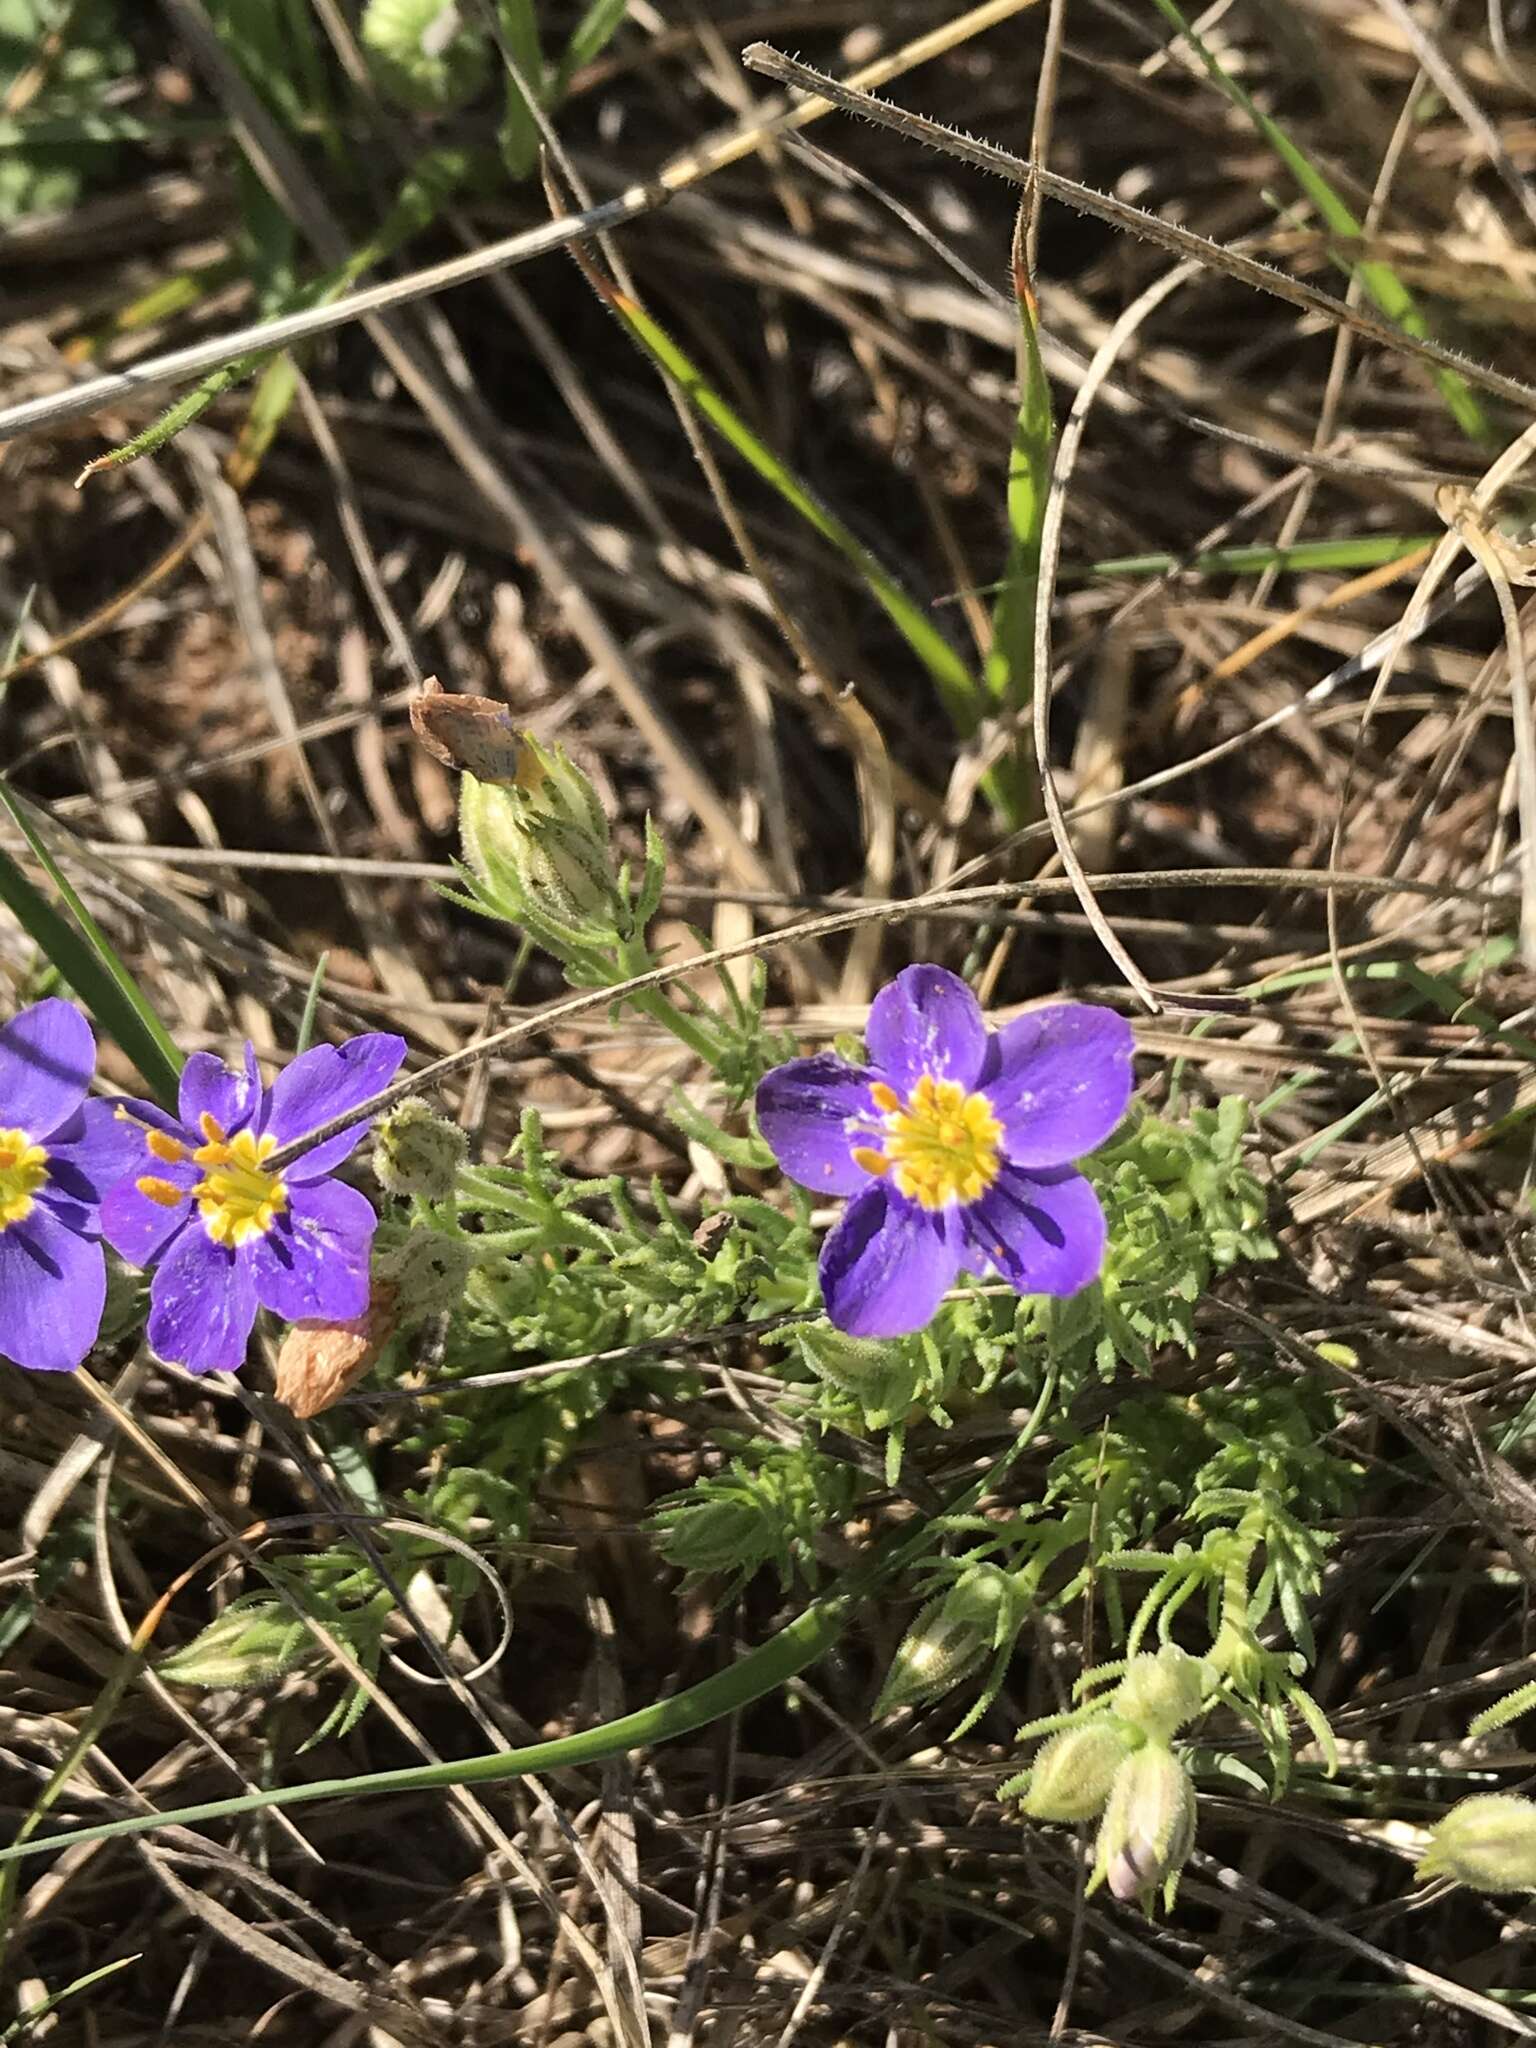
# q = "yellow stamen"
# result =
<box><xmin>147</xmin><ymin>1129</ymin><xmax>188</xmax><ymax>1164</ymax></box>
<box><xmin>0</xmin><ymin>1127</ymin><xmax>47</xmax><ymax>1229</ymax></box>
<box><xmin>854</xmin><ymin>1073</ymin><xmax>1003</xmax><ymax>1211</ymax></box>
<box><xmin>190</xmin><ymin>1125</ymin><xmax>287</xmax><ymax>1248</ymax></box>
<box><xmin>137</xmin><ymin>1176</ymin><xmax>189</xmax><ymax>1209</ymax></box>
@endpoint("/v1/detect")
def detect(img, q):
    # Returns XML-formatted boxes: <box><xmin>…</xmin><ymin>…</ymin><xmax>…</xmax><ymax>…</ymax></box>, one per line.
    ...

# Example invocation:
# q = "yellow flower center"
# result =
<box><xmin>136</xmin><ymin>1114</ymin><xmax>287</xmax><ymax>1248</ymax></box>
<box><xmin>851</xmin><ymin>1075</ymin><xmax>1003</xmax><ymax>1210</ymax></box>
<box><xmin>0</xmin><ymin>1127</ymin><xmax>48</xmax><ymax>1229</ymax></box>
<box><xmin>193</xmin><ymin>1117</ymin><xmax>287</xmax><ymax>1247</ymax></box>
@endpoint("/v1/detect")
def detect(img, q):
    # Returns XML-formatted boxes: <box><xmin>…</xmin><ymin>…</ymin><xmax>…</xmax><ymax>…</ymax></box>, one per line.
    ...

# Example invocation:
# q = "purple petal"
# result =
<box><xmin>819</xmin><ymin>1182</ymin><xmax>962</xmax><ymax>1338</ymax></box>
<box><xmin>249</xmin><ymin>1179</ymin><xmax>375</xmax><ymax>1323</ymax></box>
<box><xmin>756</xmin><ymin>1055</ymin><xmax>878</xmax><ymax>1197</ymax></box>
<box><xmin>101</xmin><ymin>1166</ymin><xmax>196</xmax><ymax>1268</ymax></box>
<box><xmin>980</xmin><ymin>1004</ymin><xmax>1135</xmax><ymax>1168</ymax></box>
<box><xmin>146</xmin><ymin>1228</ymin><xmax>258</xmax><ymax>1374</ymax></box>
<box><xmin>961</xmin><ymin>1164</ymin><xmax>1106</xmax><ymax>1298</ymax></box>
<box><xmin>0</xmin><ymin>999</ymin><xmax>93</xmax><ymax>1141</ymax></box>
<box><xmin>179</xmin><ymin>1045</ymin><xmax>262</xmax><ymax>1140</ymax></box>
<box><xmin>866</xmin><ymin>966</ymin><xmax>986</xmax><ymax>1095</ymax></box>
<box><xmin>266</xmin><ymin>1034</ymin><xmax>408</xmax><ymax>1180</ymax></box>
<box><xmin>0</xmin><ymin>1208</ymin><xmax>105</xmax><ymax>1371</ymax></box>
<box><xmin>44</xmin><ymin>1099</ymin><xmax>152</xmax><ymax>1214</ymax></box>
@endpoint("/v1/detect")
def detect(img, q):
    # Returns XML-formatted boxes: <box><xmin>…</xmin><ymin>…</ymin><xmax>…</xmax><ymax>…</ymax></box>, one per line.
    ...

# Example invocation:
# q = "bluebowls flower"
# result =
<box><xmin>103</xmin><ymin>1033</ymin><xmax>407</xmax><ymax>1374</ymax></box>
<box><xmin>756</xmin><ymin>965</ymin><xmax>1134</xmax><ymax>1338</ymax></box>
<box><xmin>0</xmin><ymin>999</ymin><xmax>143</xmax><ymax>1372</ymax></box>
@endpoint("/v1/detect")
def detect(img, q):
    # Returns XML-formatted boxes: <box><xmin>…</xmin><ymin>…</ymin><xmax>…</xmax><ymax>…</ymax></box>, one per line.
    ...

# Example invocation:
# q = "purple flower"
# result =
<box><xmin>102</xmin><ymin>1033</ymin><xmax>407</xmax><ymax>1375</ymax></box>
<box><xmin>0</xmin><ymin>999</ymin><xmax>144</xmax><ymax>1372</ymax></box>
<box><xmin>756</xmin><ymin>966</ymin><xmax>1134</xmax><ymax>1338</ymax></box>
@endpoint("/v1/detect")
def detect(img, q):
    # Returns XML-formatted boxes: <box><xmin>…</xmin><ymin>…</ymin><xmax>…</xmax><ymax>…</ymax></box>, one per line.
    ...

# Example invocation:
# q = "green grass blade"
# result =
<box><xmin>0</xmin><ymin>1373</ymin><xmax>1057</xmax><ymax>1869</ymax></box>
<box><xmin>984</xmin><ymin>210</ymin><xmax>1053</xmax><ymax>715</ymax></box>
<box><xmin>554</xmin><ymin>0</ymin><xmax>628</xmax><ymax>97</ymax></box>
<box><xmin>497</xmin><ymin>0</ymin><xmax>546</xmax><ymax>178</ymax></box>
<box><xmin>1147</xmin><ymin>0</ymin><xmax>1489</xmax><ymax>444</ymax></box>
<box><xmin>80</xmin><ymin>149</ymin><xmax>470</xmax><ymax>478</ymax></box>
<box><xmin>0</xmin><ymin>1958</ymin><xmax>141</xmax><ymax>2043</ymax></box>
<box><xmin>1084</xmin><ymin>534</ymin><xmax>1437</xmax><ymax>579</ymax></box>
<box><xmin>0</xmin><ymin>1571</ymin><xmax>866</xmax><ymax>1870</ymax></box>
<box><xmin>0</xmin><ymin>787</ymin><xmax>183</xmax><ymax>1105</ymax></box>
<box><xmin>981</xmin><ymin>207</ymin><xmax>1054</xmax><ymax>821</ymax></box>
<box><xmin>295</xmin><ymin>950</ymin><xmax>329</xmax><ymax>1056</ymax></box>
<box><xmin>948</xmin><ymin>534</ymin><xmax>1437</xmax><ymax>598</ymax></box>
<box><xmin>601</xmin><ymin>284</ymin><xmax>985</xmax><ymax>748</ymax></box>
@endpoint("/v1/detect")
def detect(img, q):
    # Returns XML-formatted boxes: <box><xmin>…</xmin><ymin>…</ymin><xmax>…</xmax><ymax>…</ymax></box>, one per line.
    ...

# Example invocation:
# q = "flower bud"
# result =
<box><xmin>876</xmin><ymin>1566</ymin><xmax>1014</xmax><ymax>1715</ymax></box>
<box><xmin>380</xmin><ymin>1227</ymin><xmax>471</xmax><ymax>1318</ymax></box>
<box><xmin>459</xmin><ymin>739</ymin><xmax>628</xmax><ymax>955</ymax></box>
<box><xmin>361</xmin><ymin>0</ymin><xmax>491</xmax><ymax>113</ymax></box>
<box><xmin>274</xmin><ymin>1280</ymin><xmax>400</xmax><ymax>1419</ymax></box>
<box><xmin>158</xmin><ymin>1599</ymin><xmax>308</xmax><ymax>1690</ymax></box>
<box><xmin>1093</xmin><ymin>1745</ymin><xmax>1197</xmax><ymax>1907</ymax></box>
<box><xmin>1021</xmin><ymin>1718</ymin><xmax>1138</xmax><ymax>1822</ymax></box>
<box><xmin>373</xmin><ymin>1097</ymin><xmax>467</xmax><ymax>1200</ymax></box>
<box><xmin>1111</xmin><ymin>1644</ymin><xmax>1206</xmax><ymax>1743</ymax></box>
<box><xmin>1416</xmin><ymin>1795</ymin><xmax>1536</xmax><ymax>1893</ymax></box>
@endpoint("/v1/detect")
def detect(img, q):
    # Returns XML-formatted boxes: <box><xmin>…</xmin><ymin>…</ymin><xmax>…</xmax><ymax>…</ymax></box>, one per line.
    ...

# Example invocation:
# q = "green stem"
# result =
<box><xmin>615</xmin><ymin>938</ymin><xmax>728</xmax><ymax>1068</ymax></box>
<box><xmin>631</xmin><ymin>986</ymin><xmax>727</xmax><ymax>1068</ymax></box>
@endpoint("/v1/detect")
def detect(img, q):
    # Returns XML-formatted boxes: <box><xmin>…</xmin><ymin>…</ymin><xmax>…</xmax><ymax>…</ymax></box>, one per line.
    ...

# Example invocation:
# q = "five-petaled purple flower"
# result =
<box><xmin>756</xmin><ymin>966</ymin><xmax>1134</xmax><ymax>1338</ymax></box>
<box><xmin>0</xmin><ymin>999</ymin><xmax>144</xmax><ymax>1372</ymax></box>
<box><xmin>102</xmin><ymin>1033</ymin><xmax>407</xmax><ymax>1374</ymax></box>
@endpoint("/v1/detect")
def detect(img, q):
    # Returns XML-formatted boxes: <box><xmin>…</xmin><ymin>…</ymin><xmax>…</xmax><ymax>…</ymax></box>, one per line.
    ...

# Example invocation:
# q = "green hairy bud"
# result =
<box><xmin>1417</xmin><ymin>1795</ymin><xmax>1536</xmax><ymax>1893</ymax></box>
<box><xmin>876</xmin><ymin>1566</ymin><xmax>1014</xmax><ymax>1715</ymax></box>
<box><xmin>381</xmin><ymin>1226</ymin><xmax>472</xmax><ymax>1319</ymax></box>
<box><xmin>361</xmin><ymin>0</ymin><xmax>490</xmax><ymax>112</ymax></box>
<box><xmin>1022</xmin><ymin>1719</ymin><xmax>1138</xmax><ymax>1823</ymax></box>
<box><xmin>459</xmin><ymin>741</ymin><xmax>631</xmax><ymax>957</ymax></box>
<box><xmin>1111</xmin><ymin>1644</ymin><xmax>1206</xmax><ymax>1743</ymax></box>
<box><xmin>373</xmin><ymin>1097</ymin><xmax>467</xmax><ymax>1201</ymax></box>
<box><xmin>158</xmin><ymin>1599</ymin><xmax>310</xmax><ymax>1691</ymax></box>
<box><xmin>1092</xmin><ymin>1744</ymin><xmax>1198</xmax><ymax>1909</ymax></box>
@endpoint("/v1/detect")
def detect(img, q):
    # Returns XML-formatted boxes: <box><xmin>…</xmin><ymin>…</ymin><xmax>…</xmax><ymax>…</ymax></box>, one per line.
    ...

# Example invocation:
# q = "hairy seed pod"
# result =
<box><xmin>1111</xmin><ymin>1644</ymin><xmax>1206</xmax><ymax>1743</ymax></box>
<box><xmin>1417</xmin><ymin>1795</ymin><xmax>1536</xmax><ymax>1893</ymax></box>
<box><xmin>1021</xmin><ymin>1719</ymin><xmax>1137</xmax><ymax>1823</ymax></box>
<box><xmin>373</xmin><ymin>1096</ymin><xmax>468</xmax><ymax>1200</ymax></box>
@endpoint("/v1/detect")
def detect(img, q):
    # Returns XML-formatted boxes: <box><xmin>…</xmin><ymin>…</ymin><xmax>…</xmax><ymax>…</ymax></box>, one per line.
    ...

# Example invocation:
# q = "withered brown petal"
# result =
<box><xmin>409</xmin><ymin>676</ymin><xmax>524</xmax><ymax>783</ymax></box>
<box><xmin>273</xmin><ymin>1281</ymin><xmax>400</xmax><ymax>1419</ymax></box>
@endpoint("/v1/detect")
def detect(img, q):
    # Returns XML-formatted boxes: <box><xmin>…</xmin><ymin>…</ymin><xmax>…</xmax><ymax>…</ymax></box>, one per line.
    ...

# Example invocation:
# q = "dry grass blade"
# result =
<box><xmin>740</xmin><ymin>44</ymin><xmax>1536</xmax><ymax>417</ymax></box>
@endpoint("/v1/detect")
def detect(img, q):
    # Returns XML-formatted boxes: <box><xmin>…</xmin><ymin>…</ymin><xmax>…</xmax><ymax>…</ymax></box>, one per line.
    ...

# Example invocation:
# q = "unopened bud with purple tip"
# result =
<box><xmin>1093</xmin><ymin>1744</ymin><xmax>1197</xmax><ymax>1909</ymax></box>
